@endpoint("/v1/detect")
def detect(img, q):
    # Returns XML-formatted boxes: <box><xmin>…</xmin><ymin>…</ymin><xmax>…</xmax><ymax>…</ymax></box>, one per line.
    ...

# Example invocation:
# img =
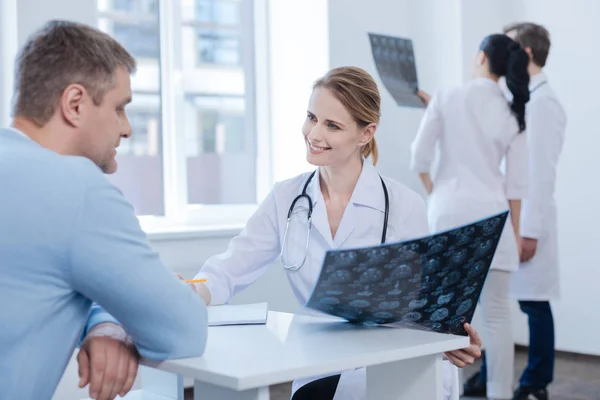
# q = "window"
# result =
<box><xmin>193</xmin><ymin>0</ymin><xmax>242</xmax><ymax>66</ymax></box>
<box><xmin>98</xmin><ymin>0</ymin><xmax>269</xmax><ymax>223</ymax></box>
<box><xmin>98</xmin><ymin>0</ymin><xmax>163</xmax><ymax>216</ymax></box>
<box><xmin>197</xmin><ymin>29</ymin><xmax>241</xmax><ymax>66</ymax></box>
<box><xmin>111</xmin><ymin>0</ymin><xmax>160</xmax><ymax>59</ymax></box>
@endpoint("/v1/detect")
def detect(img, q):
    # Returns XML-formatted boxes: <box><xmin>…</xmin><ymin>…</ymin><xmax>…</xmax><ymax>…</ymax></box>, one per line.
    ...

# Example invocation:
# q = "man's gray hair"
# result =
<box><xmin>503</xmin><ymin>22</ymin><xmax>551</xmax><ymax>68</ymax></box>
<box><xmin>13</xmin><ymin>19</ymin><xmax>137</xmax><ymax>126</ymax></box>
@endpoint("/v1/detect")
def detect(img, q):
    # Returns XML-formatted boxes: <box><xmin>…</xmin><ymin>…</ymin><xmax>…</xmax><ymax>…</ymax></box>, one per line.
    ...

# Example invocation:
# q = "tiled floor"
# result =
<box><xmin>462</xmin><ymin>348</ymin><xmax>600</xmax><ymax>400</ymax></box>
<box><xmin>186</xmin><ymin>348</ymin><xmax>600</xmax><ymax>399</ymax></box>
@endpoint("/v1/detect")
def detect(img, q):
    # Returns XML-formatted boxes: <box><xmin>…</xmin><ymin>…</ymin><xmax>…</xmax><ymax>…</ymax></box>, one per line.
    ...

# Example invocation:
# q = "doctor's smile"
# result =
<box><xmin>307</xmin><ymin>140</ymin><xmax>332</xmax><ymax>154</ymax></box>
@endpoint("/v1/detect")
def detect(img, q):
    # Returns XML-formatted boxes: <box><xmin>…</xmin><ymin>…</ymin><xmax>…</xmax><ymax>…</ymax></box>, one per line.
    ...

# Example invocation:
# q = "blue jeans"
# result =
<box><xmin>480</xmin><ymin>301</ymin><xmax>555</xmax><ymax>389</ymax></box>
<box><xmin>291</xmin><ymin>375</ymin><xmax>340</xmax><ymax>400</ymax></box>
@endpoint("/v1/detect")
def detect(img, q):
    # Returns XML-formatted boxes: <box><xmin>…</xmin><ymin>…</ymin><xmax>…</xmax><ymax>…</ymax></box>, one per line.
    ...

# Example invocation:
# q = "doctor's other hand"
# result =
<box><xmin>177</xmin><ymin>274</ymin><xmax>197</xmax><ymax>292</ymax></box>
<box><xmin>78</xmin><ymin>323</ymin><xmax>139</xmax><ymax>400</ymax></box>
<box><xmin>443</xmin><ymin>323</ymin><xmax>482</xmax><ymax>368</ymax></box>
<box><xmin>416</xmin><ymin>90</ymin><xmax>431</xmax><ymax>106</ymax></box>
<box><xmin>176</xmin><ymin>274</ymin><xmax>211</xmax><ymax>306</ymax></box>
<box><xmin>195</xmin><ymin>283</ymin><xmax>212</xmax><ymax>306</ymax></box>
<box><xmin>520</xmin><ymin>237</ymin><xmax>538</xmax><ymax>262</ymax></box>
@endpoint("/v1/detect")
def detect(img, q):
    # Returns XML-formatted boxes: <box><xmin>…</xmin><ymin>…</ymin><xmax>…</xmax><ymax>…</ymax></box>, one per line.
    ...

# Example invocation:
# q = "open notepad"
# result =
<box><xmin>207</xmin><ymin>302</ymin><xmax>269</xmax><ymax>326</ymax></box>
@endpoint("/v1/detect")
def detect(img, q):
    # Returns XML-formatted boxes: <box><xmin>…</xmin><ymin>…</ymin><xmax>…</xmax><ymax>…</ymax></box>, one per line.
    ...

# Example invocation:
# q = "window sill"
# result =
<box><xmin>138</xmin><ymin>204</ymin><xmax>256</xmax><ymax>242</ymax></box>
<box><xmin>143</xmin><ymin>223</ymin><xmax>244</xmax><ymax>241</ymax></box>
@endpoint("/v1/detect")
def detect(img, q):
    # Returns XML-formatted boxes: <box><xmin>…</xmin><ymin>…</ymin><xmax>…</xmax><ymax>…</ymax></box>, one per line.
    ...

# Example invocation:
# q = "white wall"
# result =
<box><xmin>325</xmin><ymin>0</ymin><xmax>518</xmax><ymax>193</ymax></box>
<box><xmin>458</xmin><ymin>0</ymin><xmax>521</xmax><ymax>81</ymax></box>
<box><xmin>16</xmin><ymin>0</ymin><xmax>97</xmax><ymax>46</ymax></box>
<box><xmin>268</xmin><ymin>0</ymin><xmax>330</xmax><ymax>182</ymax></box>
<box><xmin>406</xmin><ymin>0</ymin><xmax>463</xmax><ymax>92</ymax></box>
<box><xmin>328</xmin><ymin>0</ymin><xmax>432</xmax><ymax>194</ymax></box>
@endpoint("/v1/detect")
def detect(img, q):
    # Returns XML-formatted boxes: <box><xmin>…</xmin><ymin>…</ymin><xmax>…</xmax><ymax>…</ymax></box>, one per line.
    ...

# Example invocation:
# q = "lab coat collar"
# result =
<box><xmin>308</xmin><ymin>159</ymin><xmax>384</xmax><ymax>248</ymax></box>
<box><xmin>349</xmin><ymin>160</ymin><xmax>386</xmax><ymax>212</ymax></box>
<box><xmin>309</xmin><ymin>159</ymin><xmax>385</xmax><ymax>213</ymax></box>
<box><xmin>472</xmin><ymin>77</ymin><xmax>504</xmax><ymax>96</ymax></box>
<box><xmin>529</xmin><ymin>72</ymin><xmax>548</xmax><ymax>91</ymax></box>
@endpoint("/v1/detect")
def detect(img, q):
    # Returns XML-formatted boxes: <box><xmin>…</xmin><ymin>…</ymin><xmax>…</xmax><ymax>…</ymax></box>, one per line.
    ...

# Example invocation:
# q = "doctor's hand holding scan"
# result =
<box><xmin>443</xmin><ymin>323</ymin><xmax>482</xmax><ymax>367</ymax></box>
<box><xmin>416</xmin><ymin>89</ymin><xmax>431</xmax><ymax>106</ymax></box>
<box><xmin>190</xmin><ymin>66</ymin><xmax>480</xmax><ymax>400</ymax></box>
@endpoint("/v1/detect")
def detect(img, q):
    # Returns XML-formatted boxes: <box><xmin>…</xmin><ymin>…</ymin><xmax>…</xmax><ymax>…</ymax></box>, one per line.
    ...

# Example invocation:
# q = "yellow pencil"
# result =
<box><xmin>185</xmin><ymin>279</ymin><xmax>207</xmax><ymax>283</ymax></box>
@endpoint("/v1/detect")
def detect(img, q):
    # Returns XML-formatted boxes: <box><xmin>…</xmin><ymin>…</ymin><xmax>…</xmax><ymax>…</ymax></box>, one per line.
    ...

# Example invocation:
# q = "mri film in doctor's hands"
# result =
<box><xmin>305</xmin><ymin>211</ymin><xmax>509</xmax><ymax>336</ymax></box>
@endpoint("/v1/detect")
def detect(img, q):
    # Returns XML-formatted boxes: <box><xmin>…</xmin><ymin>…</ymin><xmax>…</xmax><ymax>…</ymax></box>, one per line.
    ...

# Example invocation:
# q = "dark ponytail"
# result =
<box><xmin>480</xmin><ymin>34</ymin><xmax>530</xmax><ymax>132</ymax></box>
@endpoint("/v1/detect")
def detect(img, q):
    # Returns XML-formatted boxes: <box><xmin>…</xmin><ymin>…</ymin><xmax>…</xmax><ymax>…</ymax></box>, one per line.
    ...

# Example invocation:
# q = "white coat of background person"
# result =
<box><xmin>503</xmin><ymin>22</ymin><xmax>566</xmax><ymax>400</ymax></box>
<box><xmin>189</xmin><ymin>66</ymin><xmax>483</xmax><ymax>400</ymax></box>
<box><xmin>502</xmin><ymin>36</ymin><xmax>567</xmax><ymax>302</ymax></box>
<box><xmin>410</xmin><ymin>34</ymin><xmax>531</xmax><ymax>400</ymax></box>
<box><xmin>464</xmin><ymin>24</ymin><xmax>567</xmax><ymax>400</ymax></box>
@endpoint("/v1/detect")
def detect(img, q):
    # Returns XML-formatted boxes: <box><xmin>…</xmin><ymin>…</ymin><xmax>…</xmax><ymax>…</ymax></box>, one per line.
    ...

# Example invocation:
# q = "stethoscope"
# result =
<box><xmin>280</xmin><ymin>170</ymin><xmax>390</xmax><ymax>271</ymax></box>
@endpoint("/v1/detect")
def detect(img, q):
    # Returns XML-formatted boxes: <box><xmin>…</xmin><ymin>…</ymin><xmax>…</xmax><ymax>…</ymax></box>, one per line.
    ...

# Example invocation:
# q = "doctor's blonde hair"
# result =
<box><xmin>313</xmin><ymin>66</ymin><xmax>381</xmax><ymax>165</ymax></box>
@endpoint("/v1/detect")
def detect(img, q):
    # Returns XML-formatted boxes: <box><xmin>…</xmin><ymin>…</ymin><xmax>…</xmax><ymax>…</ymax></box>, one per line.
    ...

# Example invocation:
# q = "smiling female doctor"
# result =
<box><xmin>190</xmin><ymin>66</ymin><xmax>482</xmax><ymax>400</ymax></box>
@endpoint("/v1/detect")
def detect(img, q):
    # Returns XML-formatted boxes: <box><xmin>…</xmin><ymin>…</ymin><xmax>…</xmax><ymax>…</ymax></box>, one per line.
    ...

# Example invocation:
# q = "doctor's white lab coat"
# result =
<box><xmin>410</xmin><ymin>77</ymin><xmax>529</xmax><ymax>272</ymax></box>
<box><xmin>195</xmin><ymin>161</ymin><xmax>460</xmax><ymax>400</ymax></box>
<box><xmin>508</xmin><ymin>72</ymin><xmax>567</xmax><ymax>301</ymax></box>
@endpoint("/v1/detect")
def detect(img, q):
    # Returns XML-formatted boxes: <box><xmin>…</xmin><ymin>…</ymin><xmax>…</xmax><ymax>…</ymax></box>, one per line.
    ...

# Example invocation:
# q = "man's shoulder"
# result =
<box><xmin>530</xmin><ymin>79</ymin><xmax>563</xmax><ymax>105</ymax></box>
<box><xmin>0</xmin><ymin>129</ymin><xmax>110</xmax><ymax>197</ymax></box>
<box><xmin>529</xmin><ymin>86</ymin><xmax>566</xmax><ymax>122</ymax></box>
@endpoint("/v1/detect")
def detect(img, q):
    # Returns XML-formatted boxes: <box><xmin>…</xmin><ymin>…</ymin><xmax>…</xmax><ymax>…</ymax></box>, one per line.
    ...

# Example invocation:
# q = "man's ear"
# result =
<box><xmin>59</xmin><ymin>84</ymin><xmax>86</xmax><ymax>127</ymax></box>
<box><xmin>524</xmin><ymin>47</ymin><xmax>534</xmax><ymax>62</ymax></box>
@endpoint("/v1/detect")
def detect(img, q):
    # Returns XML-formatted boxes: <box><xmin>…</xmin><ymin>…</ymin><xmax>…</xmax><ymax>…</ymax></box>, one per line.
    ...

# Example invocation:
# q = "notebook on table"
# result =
<box><xmin>207</xmin><ymin>302</ymin><xmax>269</xmax><ymax>326</ymax></box>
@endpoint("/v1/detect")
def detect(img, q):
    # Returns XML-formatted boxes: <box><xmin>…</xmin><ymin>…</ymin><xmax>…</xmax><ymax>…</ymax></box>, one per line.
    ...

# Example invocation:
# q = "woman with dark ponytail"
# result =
<box><xmin>484</xmin><ymin>35</ymin><xmax>531</xmax><ymax>132</ymax></box>
<box><xmin>410</xmin><ymin>34</ymin><xmax>530</xmax><ymax>400</ymax></box>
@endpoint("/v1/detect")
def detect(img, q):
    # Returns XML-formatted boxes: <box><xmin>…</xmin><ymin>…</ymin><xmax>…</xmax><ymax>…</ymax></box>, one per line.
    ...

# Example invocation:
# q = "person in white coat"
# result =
<box><xmin>189</xmin><ymin>66</ymin><xmax>483</xmax><ymax>400</ymax></box>
<box><xmin>410</xmin><ymin>34</ymin><xmax>531</xmax><ymax>400</ymax></box>
<box><xmin>464</xmin><ymin>23</ymin><xmax>567</xmax><ymax>400</ymax></box>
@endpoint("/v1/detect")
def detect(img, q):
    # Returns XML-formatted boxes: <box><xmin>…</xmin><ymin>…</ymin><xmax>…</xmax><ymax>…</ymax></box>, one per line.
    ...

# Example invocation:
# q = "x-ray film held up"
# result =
<box><xmin>368</xmin><ymin>33</ymin><xmax>425</xmax><ymax>108</ymax></box>
<box><xmin>306</xmin><ymin>212</ymin><xmax>509</xmax><ymax>336</ymax></box>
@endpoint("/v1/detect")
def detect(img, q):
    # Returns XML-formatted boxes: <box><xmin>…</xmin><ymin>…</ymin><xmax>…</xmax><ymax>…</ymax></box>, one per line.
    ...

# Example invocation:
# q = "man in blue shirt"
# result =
<box><xmin>0</xmin><ymin>20</ymin><xmax>208</xmax><ymax>400</ymax></box>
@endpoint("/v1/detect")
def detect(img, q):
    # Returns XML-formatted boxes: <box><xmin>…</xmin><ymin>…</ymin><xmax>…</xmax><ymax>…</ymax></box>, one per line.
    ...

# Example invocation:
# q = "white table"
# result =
<box><xmin>89</xmin><ymin>311</ymin><xmax>469</xmax><ymax>400</ymax></box>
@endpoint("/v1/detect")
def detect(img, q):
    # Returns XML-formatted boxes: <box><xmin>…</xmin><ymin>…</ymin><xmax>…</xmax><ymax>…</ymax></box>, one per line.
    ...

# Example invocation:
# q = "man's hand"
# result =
<box><xmin>78</xmin><ymin>323</ymin><xmax>139</xmax><ymax>400</ymax></box>
<box><xmin>444</xmin><ymin>323</ymin><xmax>482</xmax><ymax>368</ymax></box>
<box><xmin>520</xmin><ymin>237</ymin><xmax>538</xmax><ymax>262</ymax></box>
<box><xmin>416</xmin><ymin>90</ymin><xmax>431</xmax><ymax>106</ymax></box>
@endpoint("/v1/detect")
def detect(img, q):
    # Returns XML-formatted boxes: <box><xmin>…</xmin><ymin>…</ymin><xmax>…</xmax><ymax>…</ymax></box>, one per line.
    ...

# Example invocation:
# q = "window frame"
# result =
<box><xmin>99</xmin><ymin>0</ymin><xmax>272</xmax><ymax>229</ymax></box>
